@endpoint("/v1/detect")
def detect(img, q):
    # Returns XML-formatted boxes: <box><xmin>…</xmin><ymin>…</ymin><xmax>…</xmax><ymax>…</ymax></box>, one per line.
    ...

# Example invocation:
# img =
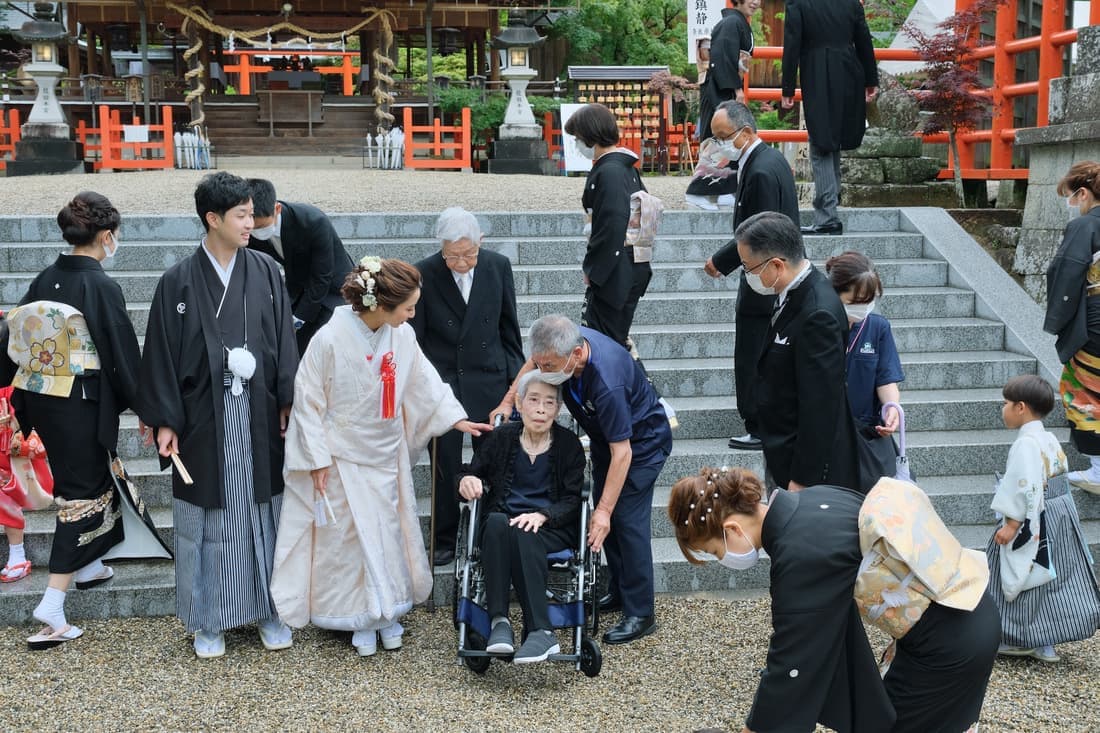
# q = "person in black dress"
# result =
<box><xmin>1</xmin><ymin>192</ymin><xmax>141</xmax><ymax>648</ymax></box>
<box><xmin>669</xmin><ymin>467</ymin><xmax>999</xmax><ymax>733</ymax></box>
<box><xmin>564</xmin><ymin>103</ymin><xmax>651</xmax><ymax>351</ymax></box>
<box><xmin>458</xmin><ymin>371</ymin><xmax>585</xmax><ymax>664</ymax></box>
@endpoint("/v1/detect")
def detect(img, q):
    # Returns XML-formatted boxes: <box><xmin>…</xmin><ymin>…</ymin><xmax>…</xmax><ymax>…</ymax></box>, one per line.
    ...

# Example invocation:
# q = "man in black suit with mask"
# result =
<box><xmin>732</xmin><ymin>211</ymin><xmax>858</xmax><ymax>492</ymax></box>
<box><xmin>703</xmin><ymin>101</ymin><xmax>799</xmax><ymax>452</ymax></box>
<box><xmin>411</xmin><ymin>207</ymin><xmax>525</xmax><ymax>566</ymax></box>
<box><xmin>246</xmin><ymin>178</ymin><xmax>354</xmax><ymax>354</ymax></box>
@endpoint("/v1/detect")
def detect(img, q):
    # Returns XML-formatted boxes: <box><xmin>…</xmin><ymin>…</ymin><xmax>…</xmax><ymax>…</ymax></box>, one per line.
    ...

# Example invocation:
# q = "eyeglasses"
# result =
<box><xmin>744</xmin><ymin>256</ymin><xmax>785</xmax><ymax>274</ymax></box>
<box><xmin>442</xmin><ymin>248</ymin><xmax>479</xmax><ymax>264</ymax></box>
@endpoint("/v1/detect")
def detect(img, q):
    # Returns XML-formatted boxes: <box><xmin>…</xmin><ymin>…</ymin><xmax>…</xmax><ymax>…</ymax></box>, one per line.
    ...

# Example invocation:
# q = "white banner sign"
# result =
<box><xmin>687</xmin><ymin>0</ymin><xmax>729</xmax><ymax>64</ymax></box>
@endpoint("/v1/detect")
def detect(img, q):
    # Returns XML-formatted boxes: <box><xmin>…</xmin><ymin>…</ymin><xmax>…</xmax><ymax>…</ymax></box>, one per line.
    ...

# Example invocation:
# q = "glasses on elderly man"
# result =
<box><xmin>441</xmin><ymin>247</ymin><xmax>480</xmax><ymax>264</ymax></box>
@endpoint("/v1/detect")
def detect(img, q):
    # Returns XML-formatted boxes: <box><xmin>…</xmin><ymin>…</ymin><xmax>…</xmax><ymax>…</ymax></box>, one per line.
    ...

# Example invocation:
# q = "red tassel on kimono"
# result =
<box><xmin>380</xmin><ymin>351</ymin><xmax>397</xmax><ymax>419</ymax></box>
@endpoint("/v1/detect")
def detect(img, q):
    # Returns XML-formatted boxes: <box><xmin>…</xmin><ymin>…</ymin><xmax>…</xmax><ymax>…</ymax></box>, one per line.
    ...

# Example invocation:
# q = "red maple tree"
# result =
<box><xmin>903</xmin><ymin>0</ymin><xmax>1005</xmax><ymax>206</ymax></box>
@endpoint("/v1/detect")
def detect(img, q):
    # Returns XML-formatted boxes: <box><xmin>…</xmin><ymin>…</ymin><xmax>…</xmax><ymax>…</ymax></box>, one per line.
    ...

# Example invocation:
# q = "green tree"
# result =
<box><xmin>549</xmin><ymin>0</ymin><xmax>690</xmax><ymax>78</ymax></box>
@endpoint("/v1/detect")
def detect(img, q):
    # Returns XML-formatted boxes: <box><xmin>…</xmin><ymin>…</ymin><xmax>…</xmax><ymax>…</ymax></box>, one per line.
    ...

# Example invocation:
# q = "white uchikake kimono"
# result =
<box><xmin>270</xmin><ymin>306</ymin><xmax>466</xmax><ymax>631</ymax></box>
<box><xmin>990</xmin><ymin>420</ymin><xmax>1065</xmax><ymax>602</ymax></box>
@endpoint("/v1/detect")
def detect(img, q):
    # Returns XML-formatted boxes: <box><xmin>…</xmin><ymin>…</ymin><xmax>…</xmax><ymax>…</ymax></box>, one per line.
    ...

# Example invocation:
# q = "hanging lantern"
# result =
<box><xmin>437</xmin><ymin>27</ymin><xmax>461</xmax><ymax>57</ymax></box>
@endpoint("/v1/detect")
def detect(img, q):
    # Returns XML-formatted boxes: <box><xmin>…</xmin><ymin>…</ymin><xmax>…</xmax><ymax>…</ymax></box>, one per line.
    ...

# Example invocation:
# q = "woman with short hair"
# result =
<box><xmin>458</xmin><ymin>370</ymin><xmax>586</xmax><ymax>664</ymax></box>
<box><xmin>564</xmin><ymin>103</ymin><xmax>652</xmax><ymax>349</ymax></box>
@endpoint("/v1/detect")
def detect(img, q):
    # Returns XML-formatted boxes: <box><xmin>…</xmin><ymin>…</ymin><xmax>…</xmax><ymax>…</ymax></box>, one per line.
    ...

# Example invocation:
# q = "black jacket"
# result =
<box><xmin>754</xmin><ymin>266</ymin><xmax>859</xmax><ymax>490</ymax></box>
<box><xmin>458</xmin><ymin>421</ymin><xmax>585</xmax><ymax>530</ymax></box>
<box><xmin>247</xmin><ymin>200</ymin><xmax>354</xmax><ymax>324</ymax></box>
<box><xmin>582</xmin><ymin>149</ymin><xmax>648</xmax><ymax>310</ymax></box>
<box><xmin>781</xmin><ymin>0</ymin><xmax>878</xmax><ymax>152</ymax></box>
<box><xmin>1044</xmin><ymin>207</ymin><xmax>1100</xmax><ymax>363</ymax></box>
<box><xmin>710</xmin><ymin>143</ymin><xmax>800</xmax><ymax>316</ymax></box>
<box><xmin>410</xmin><ymin>249</ymin><xmax>524</xmax><ymax>423</ymax></box>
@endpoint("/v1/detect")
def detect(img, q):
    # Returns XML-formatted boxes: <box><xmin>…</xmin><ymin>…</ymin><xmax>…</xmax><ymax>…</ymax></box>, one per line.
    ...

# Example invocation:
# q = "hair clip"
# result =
<box><xmin>713</xmin><ymin>493</ymin><xmax>719</xmax><ymax>499</ymax></box>
<box><xmin>684</xmin><ymin>519</ymin><xmax>689</xmax><ymax>525</ymax></box>
<box><xmin>689</xmin><ymin>503</ymin><xmax>695</xmax><ymax>509</ymax></box>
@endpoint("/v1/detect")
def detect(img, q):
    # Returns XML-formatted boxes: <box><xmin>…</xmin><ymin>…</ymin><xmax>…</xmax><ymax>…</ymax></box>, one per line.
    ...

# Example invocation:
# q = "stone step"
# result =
<box><xmin>643</xmin><ymin>350</ymin><xmax>1033</xmax><ymax>398</ymax></box>
<box><xmin>0</xmin><ymin>208</ymin><xmax>906</xmax><ymax>244</ymax></box>
<box><xmin>104</xmin><ymin>425</ymin><xmax>1067</xmax><ymax>517</ymax></box>
<box><xmin>4</xmin><ymin>520</ymin><xmax>1096</xmax><ymax>626</ymax></box>
<box><xmin>10</xmin><ymin>463</ymin><xmax>1096</xmax><ymax>569</ymax></box>
<box><xmin>0</xmin><ymin>232</ymin><xmax>929</xmax><ymax>274</ymax></box>
<box><xmin>92</xmin><ymin>287</ymin><xmax>978</xmax><ymax>337</ymax></box>
<box><xmin>627</xmin><ymin>317</ymin><xmax>1005</xmax><ymax>360</ymax></box>
<box><xmin>0</xmin><ymin>257</ymin><xmax>950</xmax><ymax>305</ymax></box>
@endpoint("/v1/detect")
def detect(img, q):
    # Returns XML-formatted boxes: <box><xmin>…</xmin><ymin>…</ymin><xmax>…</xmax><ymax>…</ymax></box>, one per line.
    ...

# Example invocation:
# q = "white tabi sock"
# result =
<box><xmin>33</xmin><ymin>586</ymin><xmax>67</xmax><ymax>630</ymax></box>
<box><xmin>73</xmin><ymin>559</ymin><xmax>106</xmax><ymax>583</ymax></box>
<box><xmin>6</xmin><ymin>542</ymin><xmax>26</xmax><ymax>567</ymax></box>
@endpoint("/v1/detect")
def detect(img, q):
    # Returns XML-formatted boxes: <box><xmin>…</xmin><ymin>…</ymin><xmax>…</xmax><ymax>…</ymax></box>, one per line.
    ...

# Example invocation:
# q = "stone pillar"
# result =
<box><xmin>1014</xmin><ymin>25</ymin><xmax>1100</xmax><ymax>299</ymax></box>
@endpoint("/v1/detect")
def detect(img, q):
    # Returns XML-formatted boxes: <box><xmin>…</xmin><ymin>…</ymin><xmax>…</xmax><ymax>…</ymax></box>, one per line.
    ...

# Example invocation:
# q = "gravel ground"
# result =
<box><xmin>0</xmin><ymin>167</ymin><xmax>701</xmax><ymax>216</ymax></box>
<box><xmin>1</xmin><ymin>595</ymin><xmax>1098</xmax><ymax>732</ymax></box>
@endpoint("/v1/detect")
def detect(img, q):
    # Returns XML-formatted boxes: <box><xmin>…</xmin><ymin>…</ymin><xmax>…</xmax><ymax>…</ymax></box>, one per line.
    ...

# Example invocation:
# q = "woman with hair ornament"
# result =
<box><xmin>270</xmin><ymin>257</ymin><xmax>493</xmax><ymax>656</ymax></box>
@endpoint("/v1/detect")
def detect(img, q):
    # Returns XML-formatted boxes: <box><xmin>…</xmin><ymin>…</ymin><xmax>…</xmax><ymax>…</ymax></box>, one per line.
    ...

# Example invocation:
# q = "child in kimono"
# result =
<box><xmin>988</xmin><ymin>374</ymin><xmax>1100</xmax><ymax>663</ymax></box>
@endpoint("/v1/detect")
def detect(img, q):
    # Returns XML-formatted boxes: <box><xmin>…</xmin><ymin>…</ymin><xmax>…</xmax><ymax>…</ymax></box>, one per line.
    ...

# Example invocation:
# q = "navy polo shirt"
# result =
<box><xmin>845</xmin><ymin>313</ymin><xmax>904</xmax><ymax>426</ymax></box>
<box><xmin>562</xmin><ymin>327</ymin><xmax>671</xmax><ymax>465</ymax></box>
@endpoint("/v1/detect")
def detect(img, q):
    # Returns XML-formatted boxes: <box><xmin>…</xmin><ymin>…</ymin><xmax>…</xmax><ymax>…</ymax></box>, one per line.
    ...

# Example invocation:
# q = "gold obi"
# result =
<box><xmin>5</xmin><ymin>301</ymin><xmax>101</xmax><ymax>398</ymax></box>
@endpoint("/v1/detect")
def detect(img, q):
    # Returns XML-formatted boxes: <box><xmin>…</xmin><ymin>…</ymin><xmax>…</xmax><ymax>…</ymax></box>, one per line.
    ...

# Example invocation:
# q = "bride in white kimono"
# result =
<box><xmin>271</xmin><ymin>257</ymin><xmax>492</xmax><ymax>656</ymax></box>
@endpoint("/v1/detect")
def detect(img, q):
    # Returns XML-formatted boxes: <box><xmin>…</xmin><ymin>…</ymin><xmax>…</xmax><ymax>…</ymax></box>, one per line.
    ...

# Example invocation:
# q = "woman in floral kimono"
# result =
<box><xmin>270</xmin><ymin>257</ymin><xmax>492</xmax><ymax>656</ymax></box>
<box><xmin>0</xmin><ymin>192</ymin><xmax>141</xmax><ymax>649</ymax></box>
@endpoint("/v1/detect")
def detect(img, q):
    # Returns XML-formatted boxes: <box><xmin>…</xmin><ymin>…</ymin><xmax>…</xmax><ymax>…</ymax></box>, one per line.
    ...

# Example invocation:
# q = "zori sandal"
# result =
<box><xmin>27</xmin><ymin>624</ymin><xmax>83</xmax><ymax>650</ymax></box>
<box><xmin>1</xmin><ymin>560</ymin><xmax>31</xmax><ymax>583</ymax></box>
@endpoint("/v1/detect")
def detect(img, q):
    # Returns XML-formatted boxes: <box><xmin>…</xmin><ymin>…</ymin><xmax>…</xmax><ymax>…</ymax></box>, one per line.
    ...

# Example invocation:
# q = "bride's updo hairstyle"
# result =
<box><xmin>342</xmin><ymin>257</ymin><xmax>421</xmax><ymax>313</ymax></box>
<box><xmin>668</xmin><ymin>466</ymin><xmax>764</xmax><ymax>564</ymax></box>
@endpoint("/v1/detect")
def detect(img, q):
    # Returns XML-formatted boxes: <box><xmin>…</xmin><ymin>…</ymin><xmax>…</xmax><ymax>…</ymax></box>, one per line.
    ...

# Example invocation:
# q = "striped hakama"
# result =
<box><xmin>173</xmin><ymin>374</ymin><xmax>282</xmax><ymax>634</ymax></box>
<box><xmin>986</xmin><ymin>477</ymin><xmax>1100</xmax><ymax>648</ymax></box>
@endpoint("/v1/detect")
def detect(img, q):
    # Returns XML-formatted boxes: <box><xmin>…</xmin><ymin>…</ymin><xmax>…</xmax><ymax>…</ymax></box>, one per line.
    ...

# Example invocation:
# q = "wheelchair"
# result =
<box><xmin>452</xmin><ymin>482</ymin><xmax>603</xmax><ymax>677</ymax></box>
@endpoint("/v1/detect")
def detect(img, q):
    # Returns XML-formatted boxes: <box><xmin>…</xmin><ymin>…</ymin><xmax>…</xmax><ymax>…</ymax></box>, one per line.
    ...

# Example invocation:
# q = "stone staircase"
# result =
<box><xmin>203</xmin><ymin>99</ymin><xmax>375</xmax><ymax>157</ymax></box>
<box><xmin>1</xmin><ymin>207</ymin><xmax>1098</xmax><ymax>626</ymax></box>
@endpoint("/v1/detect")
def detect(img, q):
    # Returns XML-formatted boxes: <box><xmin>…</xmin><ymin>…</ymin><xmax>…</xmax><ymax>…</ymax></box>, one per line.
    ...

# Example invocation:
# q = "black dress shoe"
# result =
<box><xmin>602</xmin><ymin>615</ymin><xmax>657</xmax><ymax>645</ymax></box>
<box><xmin>432</xmin><ymin>547</ymin><xmax>455</xmax><ymax>566</ymax></box>
<box><xmin>728</xmin><ymin>433</ymin><xmax>763</xmax><ymax>450</ymax></box>
<box><xmin>800</xmin><ymin>222</ymin><xmax>844</xmax><ymax>235</ymax></box>
<box><xmin>597</xmin><ymin>593</ymin><xmax>622</xmax><ymax>613</ymax></box>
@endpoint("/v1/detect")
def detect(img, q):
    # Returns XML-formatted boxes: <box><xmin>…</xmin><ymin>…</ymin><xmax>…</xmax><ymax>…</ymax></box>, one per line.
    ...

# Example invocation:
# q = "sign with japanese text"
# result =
<box><xmin>687</xmin><ymin>0</ymin><xmax>729</xmax><ymax>63</ymax></box>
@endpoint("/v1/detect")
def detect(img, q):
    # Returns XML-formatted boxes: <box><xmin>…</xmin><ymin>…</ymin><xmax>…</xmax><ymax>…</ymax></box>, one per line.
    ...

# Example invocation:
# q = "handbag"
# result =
<box><xmin>8</xmin><ymin>429</ymin><xmax>54</xmax><ymax>511</ymax></box>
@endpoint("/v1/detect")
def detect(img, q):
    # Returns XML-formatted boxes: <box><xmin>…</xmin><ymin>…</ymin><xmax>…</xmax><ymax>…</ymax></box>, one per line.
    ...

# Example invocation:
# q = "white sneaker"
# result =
<box><xmin>1068</xmin><ymin>469</ymin><xmax>1100</xmax><ymax>494</ymax></box>
<box><xmin>1031</xmin><ymin>645</ymin><xmax>1060</xmax><ymax>663</ymax></box>
<box><xmin>194</xmin><ymin>630</ymin><xmax>226</xmax><ymax>659</ymax></box>
<box><xmin>684</xmin><ymin>194</ymin><xmax>718</xmax><ymax>211</ymax></box>
<box><xmin>352</xmin><ymin>629</ymin><xmax>377</xmax><ymax>656</ymax></box>
<box><xmin>379</xmin><ymin>622</ymin><xmax>403</xmax><ymax>651</ymax></box>
<box><xmin>997</xmin><ymin>643</ymin><xmax>1034</xmax><ymax>657</ymax></box>
<box><xmin>258</xmin><ymin>617</ymin><xmax>293</xmax><ymax>651</ymax></box>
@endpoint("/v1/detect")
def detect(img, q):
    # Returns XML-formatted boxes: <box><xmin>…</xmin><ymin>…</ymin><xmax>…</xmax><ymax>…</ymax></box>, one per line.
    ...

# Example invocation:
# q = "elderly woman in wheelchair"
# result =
<box><xmin>456</xmin><ymin>370</ymin><xmax>588</xmax><ymax>664</ymax></box>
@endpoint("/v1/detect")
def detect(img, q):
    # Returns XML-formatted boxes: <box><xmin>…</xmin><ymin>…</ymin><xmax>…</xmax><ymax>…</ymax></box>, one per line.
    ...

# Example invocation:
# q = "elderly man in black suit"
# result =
<box><xmin>703</xmin><ymin>101</ymin><xmax>799</xmax><ymax>452</ymax></box>
<box><xmin>411</xmin><ymin>207</ymin><xmax>525</xmax><ymax>566</ymax></box>
<box><xmin>780</xmin><ymin>0</ymin><xmax>878</xmax><ymax>235</ymax></box>
<box><xmin>734</xmin><ymin>211</ymin><xmax>859</xmax><ymax>492</ymax></box>
<box><xmin>246</xmin><ymin>178</ymin><xmax>355</xmax><ymax>354</ymax></box>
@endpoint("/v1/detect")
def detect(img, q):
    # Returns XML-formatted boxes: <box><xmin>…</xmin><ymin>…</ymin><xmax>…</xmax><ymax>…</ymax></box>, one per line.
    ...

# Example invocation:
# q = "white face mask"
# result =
<box><xmin>744</xmin><ymin>261</ymin><xmax>777</xmax><ymax>296</ymax></box>
<box><xmin>540</xmin><ymin>354</ymin><xmax>575</xmax><ymax>385</ymax></box>
<box><xmin>252</xmin><ymin>224</ymin><xmax>276</xmax><ymax>241</ymax></box>
<box><xmin>844</xmin><ymin>299</ymin><xmax>875</xmax><ymax>322</ymax></box>
<box><xmin>575</xmin><ymin>140</ymin><xmax>595</xmax><ymax>160</ymax></box>
<box><xmin>103</xmin><ymin>232</ymin><xmax>119</xmax><ymax>259</ymax></box>
<box><xmin>718</xmin><ymin>528</ymin><xmax>759</xmax><ymax>570</ymax></box>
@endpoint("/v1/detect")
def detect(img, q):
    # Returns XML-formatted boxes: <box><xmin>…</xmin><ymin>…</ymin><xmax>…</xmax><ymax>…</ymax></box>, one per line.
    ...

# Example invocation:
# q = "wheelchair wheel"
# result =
<box><xmin>580</xmin><ymin>635</ymin><xmax>602</xmax><ymax>678</ymax></box>
<box><xmin>463</xmin><ymin>632</ymin><xmax>492</xmax><ymax>674</ymax></box>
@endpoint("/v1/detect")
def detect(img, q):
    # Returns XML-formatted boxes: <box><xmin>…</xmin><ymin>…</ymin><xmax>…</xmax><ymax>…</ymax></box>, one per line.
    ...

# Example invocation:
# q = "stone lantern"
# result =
<box><xmin>6</xmin><ymin>3</ymin><xmax>85</xmax><ymax>176</ymax></box>
<box><xmin>493</xmin><ymin>10</ymin><xmax>544</xmax><ymax>140</ymax></box>
<box><xmin>487</xmin><ymin>11</ymin><xmax>556</xmax><ymax>175</ymax></box>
